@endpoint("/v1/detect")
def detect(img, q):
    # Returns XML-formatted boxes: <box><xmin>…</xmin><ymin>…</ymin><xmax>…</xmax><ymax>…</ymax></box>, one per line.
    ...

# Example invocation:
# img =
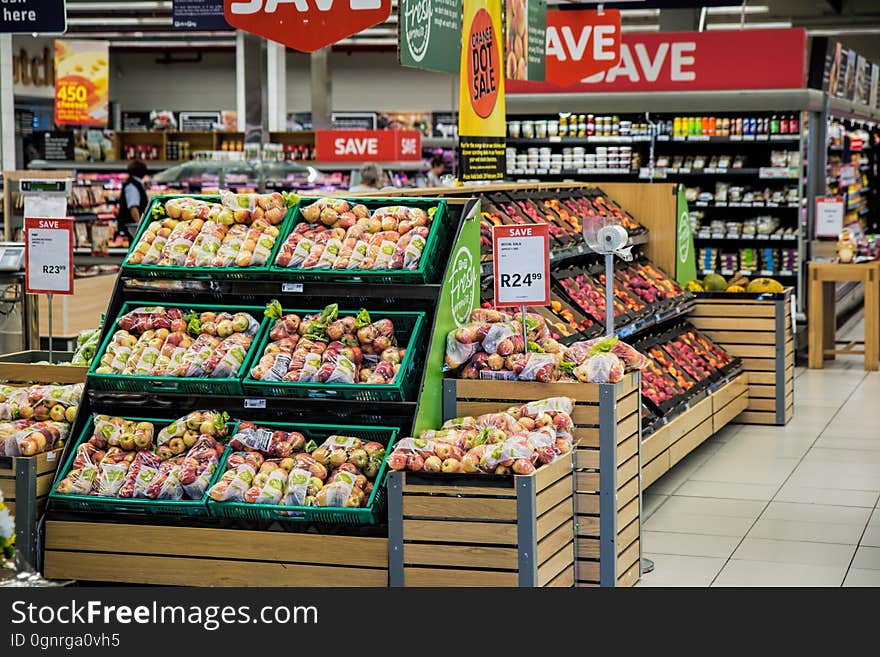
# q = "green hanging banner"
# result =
<box><xmin>414</xmin><ymin>199</ymin><xmax>481</xmax><ymax>434</ymax></box>
<box><xmin>675</xmin><ymin>184</ymin><xmax>697</xmax><ymax>285</ymax></box>
<box><xmin>398</xmin><ymin>0</ymin><xmax>462</xmax><ymax>75</ymax></box>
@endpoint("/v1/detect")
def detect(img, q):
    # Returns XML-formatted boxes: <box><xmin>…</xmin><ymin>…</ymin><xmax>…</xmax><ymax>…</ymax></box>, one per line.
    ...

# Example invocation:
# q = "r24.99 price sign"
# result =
<box><xmin>25</xmin><ymin>217</ymin><xmax>74</xmax><ymax>295</ymax></box>
<box><xmin>492</xmin><ymin>224</ymin><xmax>551</xmax><ymax>307</ymax></box>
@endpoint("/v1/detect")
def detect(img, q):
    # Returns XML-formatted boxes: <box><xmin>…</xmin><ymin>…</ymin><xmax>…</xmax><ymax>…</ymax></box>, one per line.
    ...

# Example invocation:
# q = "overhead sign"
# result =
<box><xmin>508</xmin><ymin>28</ymin><xmax>807</xmax><ymax>93</ymax></box>
<box><xmin>25</xmin><ymin>217</ymin><xmax>74</xmax><ymax>296</ymax></box>
<box><xmin>545</xmin><ymin>9</ymin><xmax>620</xmax><ymax>86</ymax></box>
<box><xmin>492</xmin><ymin>223</ymin><xmax>550</xmax><ymax>307</ymax></box>
<box><xmin>224</xmin><ymin>0</ymin><xmax>391</xmax><ymax>53</ymax></box>
<box><xmin>179</xmin><ymin>111</ymin><xmax>222</xmax><ymax>131</ymax></box>
<box><xmin>173</xmin><ymin>0</ymin><xmax>231</xmax><ymax>30</ymax></box>
<box><xmin>54</xmin><ymin>39</ymin><xmax>109</xmax><ymax>126</ymax></box>
<box><xmin>505</xmin><ymin>0</ymin><xmax>546</xmax><ymax>81</ymax></box>
<box><xmin>398</xmin><ymin>0</ymin><xmax>461</xmax><ymax>75</ymax></box>
<box><xmin>315</xmin><ymin>129</ymin><xmax>422</xmax><ymax>162</ymax></box>
<box><xmin>458</xmin><ymin>0</ymin><xmax>506</xmax><ymax>182</ymax></box>
<box><xmin>0</xmin><ymin>0</ymin><xmax>66</xmax><ymax>34</ymax></box>
<box><xmin>815</xmin><ymin>196</ymin><xmax>844</xmax><ymax>238</ymax></box>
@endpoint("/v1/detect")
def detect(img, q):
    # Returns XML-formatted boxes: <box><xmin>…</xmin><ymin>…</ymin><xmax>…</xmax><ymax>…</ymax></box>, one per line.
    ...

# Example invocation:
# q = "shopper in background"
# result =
<box><xmin>426</xmin><ymin>154</ymin><xmax>446</xmax><ymax>188</ymax></box>
<box><xmin>117</xmin><ymin>159</ymin><xmax>149</xmax><ymax>240</ymax></box>
<box><xmin>349</xmin><ymin>162</ymin><xmax>384</xmax><ymax>193</ymax></box>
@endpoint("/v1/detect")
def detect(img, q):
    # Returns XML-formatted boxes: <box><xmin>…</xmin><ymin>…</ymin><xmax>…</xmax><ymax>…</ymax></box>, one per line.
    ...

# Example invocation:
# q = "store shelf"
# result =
<box><xmin>507</xmin><ymin>168</ymin><xmax>637</xmax><ymax>177</ymax></box>
<box><xmin>506</xmin><ymin>136</ymin><xmax>652</xmax><ymax>145</ymax></box>
<box><xmin>656</xmin><ymin>134</ymin><xmax>799</xmax><ymax>144</ymax></box>
<box><xmin>28</xmin><ymin>160</ymin><xmax>176</xmax><ymax>172</ymax></box>
<box><xmin>642</xmin><ymin>167</ymin><xmax>798</xmax><ymax>179</ymax></box>
<box><xmin>700</xmin><ymin>268</ymin><xmax>796</xmax><ymax>278</ymax></box>
<box><xmin>691</xmin><ymin>200</ymin><xmax>800</xmax><ymax>209</ymax></box>
<box><xmin>616</xmin><ymin>299</ymin><xmax>697</xmax><ymax>340</ymax></box>
<box><xmin>695</xmin><ymin>234</ymin><xmax>797</xmax><ymax>243</ymax></box>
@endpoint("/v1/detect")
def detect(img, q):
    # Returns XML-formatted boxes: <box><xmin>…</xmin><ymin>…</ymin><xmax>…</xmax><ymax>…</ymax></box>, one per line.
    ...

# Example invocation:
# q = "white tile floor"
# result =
<box><xmin>638</xmin><ymin>313</ymin><xmax>880</xmax><ymax>587</ymax></box>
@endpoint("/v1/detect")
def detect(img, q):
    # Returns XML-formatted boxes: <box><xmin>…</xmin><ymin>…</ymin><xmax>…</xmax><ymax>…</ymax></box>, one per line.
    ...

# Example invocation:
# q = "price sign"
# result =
<box><xmin>492</xmin><ymin>224</ymin><xmax>550</xmax><ymax>307</ymax></box>
<box><xmin>815</xmin><ymin>196</ymin><xmax>844</xmax><ymax>238</ymax></box>
<box><xmin>25</xmin><ymin>217</ymin><xmax>73</xmax><ymax>295</ymax></box>
<box><xmin>840</xmin><ymin>164</ymin><xmax>858</xmax><ymax>187</ymax></box>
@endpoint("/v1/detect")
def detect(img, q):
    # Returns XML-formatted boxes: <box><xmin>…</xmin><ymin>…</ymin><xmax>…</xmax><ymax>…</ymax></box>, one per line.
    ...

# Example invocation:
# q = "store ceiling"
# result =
<box><xmin>61</xmin><ymin>0</ymin><xmax>880</xmax><ymax>61</ymax></box>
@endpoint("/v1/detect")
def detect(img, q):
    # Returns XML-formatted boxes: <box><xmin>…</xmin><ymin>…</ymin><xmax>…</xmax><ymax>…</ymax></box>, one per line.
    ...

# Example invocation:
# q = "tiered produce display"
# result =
<box><xmin>1</xmin><ymin>384</ymin><xmax>83</xmax><ymax>457</ymax></box>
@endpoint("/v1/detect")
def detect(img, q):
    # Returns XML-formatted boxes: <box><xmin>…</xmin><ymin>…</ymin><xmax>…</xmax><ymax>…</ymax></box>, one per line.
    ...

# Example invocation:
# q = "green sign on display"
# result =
<box><xmin>413</xmin><ymin>200</ymin><xmax>481</xmax><ymax>435</ymax></box>
<box><xmin>398</xmin><ymin>0</ymin><xmax>462</xmax><ymax>75</ymax></box>
<box><xmin>527</xmin><ymin>0</ymin><xmax>547</xmax><ymax>81</ymax></box>
<box><xmin>675</xmin><ymin>184</ymin><xmax>697</xmax><ymax>285</ymax></box>
<box><xmin>505</xmin><ymin>0</ymin><xmax>546</xmax><ymax>81</ymax></box>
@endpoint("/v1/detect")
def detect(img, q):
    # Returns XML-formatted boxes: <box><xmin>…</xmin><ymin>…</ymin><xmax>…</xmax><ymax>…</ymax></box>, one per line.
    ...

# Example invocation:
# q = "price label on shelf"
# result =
<box><xmin>492</xmin><ymin>224</ymin><xmax>550</xmax><ymax>307</ymax></box>
<box><xmin>24</xmin><ymin>217</ymin><xmax>73</xmax><ymax>295</ymax></box>
<box><xmin>281</xmin><ymin>282</ymin><xmax>304</xmax><ymax>293</ymax></box>
<box><xmin>815</xmin><ymin>196</ymin><xmax>844</xmax><ymax>237</ymax></box>
<box><xmin>244</xmin><ymin>398</ymin><xmax>267</xmax><ymax>409</ymax></box>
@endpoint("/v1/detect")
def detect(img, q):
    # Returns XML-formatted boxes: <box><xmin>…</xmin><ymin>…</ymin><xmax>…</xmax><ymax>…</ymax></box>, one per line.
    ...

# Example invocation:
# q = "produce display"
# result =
<box><xmin>94</xmin><ymin>305</ymin><xmax>261</xmax><ymax>379</ymax></box>
<box><xmin>71</xmin><ymin>328</ymin><xmax>101</xmax><ymax>366</ymax></box>
<box><xmin>0</xmin><ymin>383</ymin><xmax>82</xmax><ymax>456</ymax></box>
<box><xmin>274</xmin><ymin>198</ymin><xmax>436</xmax><ymax>271</ymax></box>
<box><xmin>54</xmin><ymin>411</ymin><xmax>229</xmax><ymax>500</ymax></box>
<box><xmin>387</xmin><ymin>396</ymin><xmax>575</xmax><ymax>476</ymax></box>
<box><xmin>685</xmin><ymin>273</ymin><xmax>785</xmax><ymax>294</ymax></box>
<box><xmin>126</xmin><ymin>191</ymin><xmax>295</xmax><ymax>269</ymax></box>
<box><xmin>250</xmin><ymin>303</ymin><xmax>406</xmax><ymax>386</ymax></box>
<box><xmin>445</xmin><ymin>308</ymin><xmax>646</xmax><ymax>383</ymax></box>
<box><xmin>208</xmin><ymin>424</ymin><xmax>387</xmax><ymax>509</ymax></box>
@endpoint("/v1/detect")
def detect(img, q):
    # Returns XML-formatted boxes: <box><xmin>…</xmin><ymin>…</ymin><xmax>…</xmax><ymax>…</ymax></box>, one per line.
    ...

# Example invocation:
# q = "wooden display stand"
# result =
<box><xmin>690</xmin><ymin>291</ymin><xmax>794</xmax><ymax>425</ymax></box>
<box><xmin>387</xmin><ymin>453</ymin><xmax>574</xmax><ymax>587</ymax></box>
<box><xmin>808</xmin><ymin>261</ymin><xmax>879</xmax><ymax>371</ymax></box>
<box><xmin>440</xmin><ymin>375</ymin><xmax>641</xmax><ymax>588</ymax></box>
<box><xmin>1</xmin><ymin>448</ymin><xmax>62</xmax><ymax>570</ymax></box>
<box><xmin>642</xmin><ymin>373</ymin><xmax>749</xmax><ymax>488</ymax></box>
<box><xmin>0</xmin><ymin>351</ymin><xmax>87</xmax><ymax>384</ymax></box>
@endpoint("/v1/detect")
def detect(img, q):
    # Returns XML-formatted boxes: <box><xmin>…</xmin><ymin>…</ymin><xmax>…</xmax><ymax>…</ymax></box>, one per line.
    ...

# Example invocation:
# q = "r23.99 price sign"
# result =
<box><xmin>492</xmin><ymin>224</ymin><xmax>551</xmax><ymax>307</ymax></box>
<box><xmin>25</xmin><ymin>218</ymin><xmax>74</xmax><ymax>296</ymax></box>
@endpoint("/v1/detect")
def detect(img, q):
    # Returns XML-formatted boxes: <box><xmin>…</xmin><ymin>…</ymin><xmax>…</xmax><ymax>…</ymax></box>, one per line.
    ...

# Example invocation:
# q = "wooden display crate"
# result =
<box><xmin>0</xmin><ymin>351</ymin><xmax>87</xmax><ymax>384</ymax></box>
<box><xmin>43</xmin><ymin>522</ymin><xmax>388</xmax><ymax>586</ymax></box>
<box><xmin>642</xmin><ymin>373</ymin><xmax>749</xmax><ymax>488</ymax></box>
<box><xmin>387</xmin><ymin>453</ymin><xmax>574</xmax><ymax>587</ymax></box>
<box><xmin>690</xmin><ymin>290</ymin><xmax>793</xmax><ymax>425</ymax></box>
<box><xmin>0</xmin><ymin>448</ymin><xmax>63</xmax><ymax>570</ymax></box>
<box><xmin>438</xmin><ymin>376</ymin><xmax>641</xmax><ymax>588</ymax></box>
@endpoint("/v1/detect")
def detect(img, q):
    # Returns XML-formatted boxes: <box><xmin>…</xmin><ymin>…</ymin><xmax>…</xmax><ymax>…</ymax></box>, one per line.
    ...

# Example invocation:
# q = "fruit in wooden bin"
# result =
<box><xmin>703</xmin><ymin>273</ymin><xmax>727</xmax><ymax>291</ymax></box>
<box><xmin>685</xmin><ymin>280</ymin><xmax>705</xmax><ymax>292</ymax></box>
<box><xmin>747</xmin><ymin>277</ymin><xmax>784</xmax><ymax>293</ymax></box>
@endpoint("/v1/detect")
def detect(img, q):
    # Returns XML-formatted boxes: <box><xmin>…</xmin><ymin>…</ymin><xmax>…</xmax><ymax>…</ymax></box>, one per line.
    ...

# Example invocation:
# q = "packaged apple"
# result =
<box><xmin>94</xmin><ymin>448</ymin><xmax>136</xmax><ymax>497</ymax></box>
<box><xmin>280</xmin><ymin>468</ymin><xmax>312</xmax><ymax>507</ymax></box>
<box><xmin>144</xmin><ymin>465</ymin><xmax>185</xmax><ymax>500</ymax></box>
<box><xmin>244</xmin><ymin>465</ymin><xmax>287</xmax><ymax>504</ymax></box>
<box><xmin>117</xmin><ymin>450</ymin><xmax>162</xmax><ymax>498</ymax></box>
<box><xmin>208</xmin><ymin>463</ymin><xmax>255</xmax><ymax>502</ymax></box>
<box><xmin>184</xmin><ymin>221</ymin><xmax>228</xmax><ymax>267</ymax></box>
<box><xmin>178</xmin><ymin>436</ymin><xmax>224</xmax><ymax>499</ymax></box>
<box><xmin>228</xmin><ymin>422</ymin><xmax>308</xmax><ymax>458</ymax></box>
<box><xmin>5</xmin><ymin>421</ymin><xmax>69</xmax><ymax>457</ymax></box>
<box><xmin>55</xmin><ymin>459</ymin><xmax>99</xmax><ymax>496</ymax></box>
<box><xmin>156</xmin><ymin>411</ymin><xmax>229</xmax><ymax>448</ymax></box>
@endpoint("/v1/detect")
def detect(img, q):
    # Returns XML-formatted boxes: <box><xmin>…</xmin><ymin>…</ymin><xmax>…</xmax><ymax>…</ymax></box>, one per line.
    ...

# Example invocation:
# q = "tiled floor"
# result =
<box><xmin>638</xmin><ymin>314</ymin><xmax>880</xmax><ymax>587</ymax></box>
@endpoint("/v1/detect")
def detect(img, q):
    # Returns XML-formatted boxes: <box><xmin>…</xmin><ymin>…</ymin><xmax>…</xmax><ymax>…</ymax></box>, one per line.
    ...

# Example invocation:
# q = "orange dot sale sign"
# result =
<box><xmin>54</xmin><ymin>40</ymin><xmax>110</xmax><ymax>127</ymax></box>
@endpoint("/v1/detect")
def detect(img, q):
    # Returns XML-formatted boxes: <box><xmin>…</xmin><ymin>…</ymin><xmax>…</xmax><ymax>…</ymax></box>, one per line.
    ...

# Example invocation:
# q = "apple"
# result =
<box><xmin>119</xmin><ymin>435</ymin><xmax>136</xmax><ymax>451</ymax></box>
<box><xmin>18</xmin><ymin>404</ymin><xmax>34</xmax><ymax>420</ymax></box>
<box><xmin>168</xmin><ymin>437</ymin><xmax>186</xmax><ymax>455</ymax></box>
<box><xmin>33</xmin><ymin>405</ymin><xmax>50</xmax><ymax>421</ymax></box>
<box><xmin>49</xmin><ymin>404</ymin><xmax>66</xmax><ymax>422</ymax></box>
<box><xmin>279</xmin><ymin>457</ymin><xmax>295</xmax><ymax>472</ymax></box>
<box><xmin>423</xmin><ymin>455</ymin><xmax>442</xmax><ymax>472</ymax></box>
<box><xmin>461</xmin><ymin>453</ymin><xmax>480</xmax><ymax>473</ymax></box>
<box><xmin>405</xmin><ymin>454</ymin><xmax>424</xmax><ymax>472</ymax></box>
<box><xmin>185</xmin><ymin>413</ymin><xmax>203</xmax><ymax>430</ymax></box>
<box><xmin>512</xmin><ymin>459</ymin><xmax>536</xmax><ymax>475</ymax></box>
<box><xmin>232</xmin><ymin>313</ymin><xmax>250</xmax><ymax>333</ymax></box>
<box><xmin>441</xmin><ymin>458</ymin><xmax>462</xmax><ymax>473</ymax></box>
<box><xmin>434</xmin><ymin>443</ymin><xmax>454</xmax><ymax>460</ymax></box>
<box><xmin>65</xmin><ymin>405</ymin><xmax>78</xmax><ymax>424</ymax></box>
<box><xmin>199</xmin><ymin>420</ymin><xmax>216</xmax><ymax>436</ymax></box>
<box><xmin>387</xmin><ymin>452</ymin><xmax>407</xmax><ymax>471</ymax></box>
<box><xmin>18</xmin><ymin>438</ymin><xmax>38</xmax><ymax>456</ymax></box>
<box><xmin>133</xmin><ymin>433</ymin><xmax>152</xmax><ymax>450</ymax></box>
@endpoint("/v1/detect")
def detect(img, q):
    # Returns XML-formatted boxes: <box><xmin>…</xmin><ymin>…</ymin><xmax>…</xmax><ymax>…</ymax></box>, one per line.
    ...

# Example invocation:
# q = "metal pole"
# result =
<box><xmin>605</xmin><ymin>254</ymin><xmax>614</xmax><ymax>336</ymax></box>
<box><xmin>521</xmin><ymin>304</ymin><xmax>528</xmax><ymax>350</ymax></box>
<box><xmin>47</xmin><ymin>293</ymin><xmax>53</xmax><ymax>363</ymax></box>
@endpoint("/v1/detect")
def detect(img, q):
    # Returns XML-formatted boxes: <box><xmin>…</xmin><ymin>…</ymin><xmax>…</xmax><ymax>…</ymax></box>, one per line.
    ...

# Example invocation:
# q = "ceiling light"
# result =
<box><xmin>707</xmin><ymin>21</ymin><xmax>793</xmax><ymax>30</ymax></box>
<box><xmin>68</xmin><ymin>16</ymin><xmax>171</xmax><ymax>26</ymax></box>
<box><xmin>621</xmin><ymin>24</ymin><xmax>660</xmax><ymax>33</ymax></box>
<box><xmin>67</xmin><ymin>1</ymin><xmax>171</xmax><ymax>10</ymax></box>
<box><xmin>706</xmin><ymin>5</ymin><xmax>769</xmax><ymax>15</ymax></box>
<box><xmin>109</xmin><ymin>40</ymin><xmax>235</xmax><ymax>48</ymax></box>
<box><xmin>808</xmin><ymin>28</ymin><xmax>880</xmax><ymax>36</ymax></box>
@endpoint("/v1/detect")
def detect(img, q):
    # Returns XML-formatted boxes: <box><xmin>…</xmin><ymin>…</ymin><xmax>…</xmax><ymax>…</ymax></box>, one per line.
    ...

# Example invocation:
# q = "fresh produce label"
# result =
<box><xmin>54</xmin><ymin>40</ymin><xmax>109</xmax><ymax>126</ymax></box>
<box><xmin>675</xmin><ymin>185</ymin><xmax>697</xmax><ymax>285</ymax></box>
<box><xmin>398</xmin><ymin>0</ymin><xmax>462</xmax><ymax>74</ymax></box>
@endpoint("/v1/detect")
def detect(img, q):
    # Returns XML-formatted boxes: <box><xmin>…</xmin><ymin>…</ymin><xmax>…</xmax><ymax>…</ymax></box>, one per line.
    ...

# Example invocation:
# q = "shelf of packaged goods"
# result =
<box><xmin>506</xmin><ymin>136</ymin><xmax>653</xmax><ymax>146</ymax></box>
<box><xmin>656</xmin><ymin>134</ymin><xmax>799</xmax><ymax>144</ymax></box>
<box><xmin>690</xmin><ymin>201</ymin><xmax>800</xmax><ymax>209</ymax></box>
<box><xmin>694</xmin><ymin>234</ymin><xmax>798</xmax><ymax>243</ymax></box>
<box><xmin>29</xmin><ymin>160</ymin><xmax>177</xmax><ymax>172</ymax></box>
<box><xmin>507</xmin><ymin>168</ymin><xmax>638</xmax><ymax>177</ymax></box>
<box><xmin>422</xmin><ymin>137</ymin><xmax>457</xmax><ymax>149</ymax></box>
<box><xmin>700</xmin><ymin>269</ymin><xmax>797</xmax><ymax>278</ymax></box>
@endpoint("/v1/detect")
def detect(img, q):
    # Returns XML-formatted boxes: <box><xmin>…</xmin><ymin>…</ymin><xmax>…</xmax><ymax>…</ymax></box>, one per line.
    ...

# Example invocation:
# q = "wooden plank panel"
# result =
<box><xmin>37</xmin><ymin>450</ymin><xmax>64</xmax><ymax>475</ymax></box>
<box><xmin>642</xmin><ymin>451</ymin><xmax>669</xmax><ymax>488</ymax></box>
<box><xmin>748</xmin><ymin>371</ymin><xmax>776</xmax><ymax>385</ymax></box>
<box><xmin>618</xmin><ymin>497</ymin><xmax>639</xmax><ymax>530</ymax></box>
<box><xmin>618</xmin><ymin>518</ymin><xmax>639</xmax><ymax>552</ymax></box>
<box><xmin>537</xmin><ymin>518</ymin><xmax>574</xmax><ymax>564</ymax></box>
<box><xmin>576</xmin><ymin>492</ymin><xmax>599</xmax><ymax>515</ymax></box>
<box><xmin>402</xmin><ymin>482</ymin><xmax>512</xmax><ymax>497</ymax></box>
<box><xmin>45</xmin><ymin>521</ymin><xmax>389</xmax><ymax>567</ymax></box>
<box><xmin>741</xmin><ymin>357</ymin><xmax>776</xmax><ymax>371</ymax></box>
<box><xmin>403</xmin><ymin>520</ymin><xmax>517</xmax><ymax>545</ymax></box>
<box><xmin>577</xmin><ymin>514</ymin><xmax>600</xmax><ymax>538</ymax></box>
<box><xmin>785</xmin><ymin>391</ymin><xmax>794</xmax><ymax>408</ymax></box>
<box><xmin>403</xmin><ymin>496</ymin><xmax>516</xmax><ymax>521</ymax></box>
<box><xmin>700</xmin><ymin>330</ymin><xmax>777</xmax><ymax>345</ymax></box>
<box><xmin>404</xmin><ymin>543</ymin><xmax>517</xmax><ymax>569</ymax></box>
<box><xmin>616</xmin><ymin>372</ymin><xmax>640</xmax><ymax>399</ymax></box>
<box><xmin>533</xmin><ymin>453</ymin><xmax>573</xmax><ymax>491</ymax></box>
<box><xmin>712</xmin><ymin>375</ymin><xmax>748</xmax><ymax>413</ymax></box>
<box><xmin>576</xmin><ymin>559</ymin><xmax>599</xmax><ymax>583</ymax></box>
<box><xmin>617</xmin><ymin>413</ymin><xmax>640</xmax><ymax>445</ymax></box>
<box><xmin>677</xmin><ymin>395</ymin><xmax>714</xmax><ymax>436</ymax></box>
<box><xmin>748</xmin><ymin>398</ymin><xmax>777</xmax><ymax>412</ymax></box>
<box><xmin>715</xmin><ymin>391</ymin><xmax>750</xmax><ymax>432</ymax></box>
<box><xmin>617</xmin><ymin>561</ymin><xmax>640</xmax><ymax>588</ymax></box>
<box><xmin>454</xmin><ymin>379</ymin><xmax>600</xmax><ymax>403</ymax></box>
<box><xmin>617</xmin><ymin>476</ymin><xmax>639</xmax><ymax>510</ymax></box>
<box><xmin>577</xmin><ymin>537</ymin><xmax>599</xmax><ymax>559</ymax></box>
<box><xmin>669</xmin><ymin>417</ymin><xmax>714</xmax><ymax>467</ymax></box>
<box><xmin>44</xmin><ymin>552</ymin><xmax>387</xmax><ymax>587</ymax></box>
<box><xmin>536</xmin><ymin>475</ymin><xmax>573</xmax><ymax>516</ymax></box>
<box><xmin>749</xmin><ymin>384</ymin><xmax>778</xmax><ymax>398</ymax></box>
<box><xmin>617</xmin><ymin>435</ymin><xmax>638</xmax><ymax>467</ymax></box>
<box><xmin>537</xmin><ymin>542</ymin><xmax>574</xmax><ymax>586</ymax></box>
<box><xmin>691</xmin><ymin>317</ymin><xmax>775</xmax><ymax>331</ymax></box>
<box><xmin>35</xmin><ymin>472</ymin><xmax>54</xmax><ymax>498</ymax></box>
<box><xmin>690</xmin><ymin>304</ymin><xmax>775</xmax><ymax>318</ymax></box>
<box><xmin>574</xmin><ymin>427</ymin><xmax>599</xmax><ymax>449</ymax></box>
<box><xmin>735</xmin><ymin>410</ymin><xmax>779</xmax><ymax>425</ymax></box>
<box><xmin>405</xmin><ymin>567</ymin><xmax>517</xmax><ymax>587</ymax></box>
<box><xmin>617</xmin><ymin>390</ymin><xmax>639</xmax><ymax>419</ymax></box>
<box><xmin>537</xmin><ymin>498</ymin><xmax>575</xmax><ymax>539</ymax></box>
<box><xmin>617</xmin><ymin>454</ymin><xmax>638</xmax><ymax>486</ymax></box>
<box><xmin>576</xmin><ymin>448</ymin><xmax>599</xmax><ymax>470</ymax></box>
<box><xmin>545</xmin><ymin>565</ymin><xmax>574</xmax><ymax>588</ymax></box>
<box><xmin>576</xmin><ymin>471</ymin><xmax>600</xmax><ymax>492</ymax></box>
<box><xmin>617</xmin><ymin>540</ymin><xmax>640</xmax><ymax>574</ymax></box>
<box><xmin>724</xmin><ymin>344</ymin><xmax>776</xmax><ymax>358</ymax></box>
<box><xmin>642</xmin><ymin>425</ymin><xmax>671</xmax><ymax>463</ymax></box>
<box><xmin>0</xmin><ymin>479</ymin><xmax>15</xmax><ymax>497</ymax></box>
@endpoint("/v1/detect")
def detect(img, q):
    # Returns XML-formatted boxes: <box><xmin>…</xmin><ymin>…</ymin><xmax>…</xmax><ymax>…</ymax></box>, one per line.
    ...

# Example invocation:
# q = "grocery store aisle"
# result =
<box><xmin>638</xmin><ymin>314</ymin><xmax>880</xmax><ymax>587</ymax></box>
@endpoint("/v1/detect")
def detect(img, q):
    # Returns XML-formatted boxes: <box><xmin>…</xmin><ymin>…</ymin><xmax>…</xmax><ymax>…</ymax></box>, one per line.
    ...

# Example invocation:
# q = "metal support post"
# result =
<box><xmin>310</xmin><ymin>48</ymin><xmax>332</xmax><ymax>130</ymax></box>
<box><xmin>516</xmin><ymin>476</ymin><xmax>538</xmax><ymax>587</ymax></box>
<box><xmin>386</xmin><ymin>471</ymin><xmax>404</xmax><ymax>587</ymax></box>
<box><xmin>14</xmin><ymin>456</ymin><xmax>37</xmax><ymax>573</ymax></box>
<box><xmin>598</xmin><ymin>384</ymin><xmax>618</xmax><ymax>587</ymax></box>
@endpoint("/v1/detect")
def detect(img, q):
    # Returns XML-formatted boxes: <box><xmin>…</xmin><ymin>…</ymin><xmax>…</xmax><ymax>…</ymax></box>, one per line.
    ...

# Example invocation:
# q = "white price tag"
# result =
<box><xmin>24</xmin><ymin>218</ymin><xmax>73</xmax><ymax>295</ymax></box>
<box><xmin>815</xmin><ymin>196</ymin><xmax>844</xmax><ymax>237</ymax></box>
<box><xmin>492</xmin><ymin>224</ymin><xmax>550</xmax><ymax>307</ymax></box>
<box><xmin>282</xmin><ymin>282</ymin><xmax>304</xmax><ymax>293</ymax></box>
<box><xmin>244</xmin><ymin>398</ymin><xmax>267</xmax><ymax>409</ymax></box>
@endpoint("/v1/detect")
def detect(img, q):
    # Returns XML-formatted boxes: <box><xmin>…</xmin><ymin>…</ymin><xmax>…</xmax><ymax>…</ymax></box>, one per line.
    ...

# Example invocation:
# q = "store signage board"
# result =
<box><xmin>0</xmin><ymin>0</ymin><xmax>66</xmax><ymax>34</ymax></box>
<box><xmin>398</xmin><ymin>0</ymin><xmax>461</xmax><ymax>75</ymax></box>
<box><xmin>458</xmin><ymin>0</ymin><xmax>506</xmax><ymax>182</ymax></box>
<box><xmin>492</xmin><ymin>223</ymin><xmax>550</xmax><ymax>307</ymax></box>
<box><xmin>173</xmin><ymin>0</ymin><xmax>232</xmax><ymax>30</ymax></box>
<box><xmin>331</xmin><ymin>112</ymin><xmax>377</xmax><ymax>130</ymax></box>
<box><xmin>54</xmin><ymin>39</ymin><xmax>109</xmax><ymax>126</ymax></box>
<box><xmin>545</xmin><ymin>9</ymin><xmax>621</xmax><ymax>86</ymax></box>
<box><xmin>179</xmin><ymin>111</ymin><xmax>222</xmax><ymax>131</ymax></box>
<box><xmin>223</xmin><ymin>0</ymin><xmax>391</xmax><ymax>52</ymax></box>
<box><xmin>849</xmin><ymin>137</ymin><xmax>865</xmax><ymax>152</ymax></box>
<box><xmin>508</xmin><ymin>28</ymin><xmax>807</xmax><ymax>93</ymax></box>
<box><xmin>504</xmin><ymin>0</ymin><xmax>546</xmax><ymax>82</ymax></box>
<box><xmin>675</xmin><ymin>185</ymin><xmax>696</xmax><ymax>285</ymax></box>
<box><xmin>815</xmin><ymin>196</ymin><xmax>844</xmax><ymax>238</ymax></box>
<box><xmin>24</xmin><ymin>217</ymin><xmax>73</xmax><ymax>296</ymax></box>
<box><xmin>314</xmin><ymin>129</ymin><xmax>422</xmax><ymax>162</ymax></box>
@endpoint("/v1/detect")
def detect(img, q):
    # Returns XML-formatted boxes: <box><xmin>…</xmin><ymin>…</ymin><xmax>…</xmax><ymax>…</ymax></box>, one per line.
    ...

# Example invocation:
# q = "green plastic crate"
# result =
<box><xmin>268</xmin><ymin>197</ymin><xmax>450</xmax><ymax>284</ymax></box>
<box><xmin>87</xmin><ymin>301</ymin><xmax>270</xmax><ymax>395</ymax></box>
<box><xmin>48</xmin><ymin>414</ymin><xmax>235</xmax><ymax>517</ymax></box>
<box><xmin>121</xmin><ymin>194</ymin><xmax>297</xmax><ymax>280</ymax></box>
<box><xmin>242</xmin><ymin>308</ymin><xmax>425</xmax><ymax>401</ymax></box>
<box><xmin>206</xmin><ymin>421</ymin><xmax>398</xmax><ymax>525</ymax></box>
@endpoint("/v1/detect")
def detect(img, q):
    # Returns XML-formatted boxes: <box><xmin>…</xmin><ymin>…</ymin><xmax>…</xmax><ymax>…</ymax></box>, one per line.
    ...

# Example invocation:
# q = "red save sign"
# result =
<box><xmin>492</xmin><ymin>223</ymin><xmax>550</xmax><ymax>307</ymax></box>
<box><xmin>315</xmin><ymin>130</ymin><xmax>422</xmax><ymax>162</ymax></box>
<box><xmin>223</xmin><ymin>0</ymin><xmax>391</xmax><ymax>53</ymax></box>
<box><xmin>24</xmin><ymin>217</ymin><xmax>74</xmax><ymax>296</ymax></box>
<box><xmin>546</xmin><ymin>9</ymin><xmax>621</xmax><ymax>86</ymax></box>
